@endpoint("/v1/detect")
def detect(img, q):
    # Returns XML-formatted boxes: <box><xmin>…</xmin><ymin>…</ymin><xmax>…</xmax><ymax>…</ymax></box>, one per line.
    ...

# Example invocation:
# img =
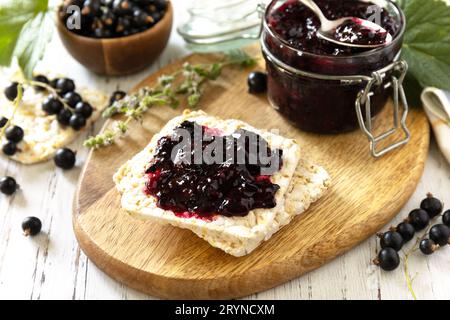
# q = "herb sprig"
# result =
<box><xmin>83</xmin><ymin>50</ymin><xmax>257</xmax><ymax>149</ymax></box>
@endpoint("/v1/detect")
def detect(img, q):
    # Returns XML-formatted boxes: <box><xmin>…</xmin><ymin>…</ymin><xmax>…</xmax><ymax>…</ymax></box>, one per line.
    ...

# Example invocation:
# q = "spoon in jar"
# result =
<box><xmin>298</xmin><ymin>0</ymin><xmax>393</xmax><ymax>48</ymax></box>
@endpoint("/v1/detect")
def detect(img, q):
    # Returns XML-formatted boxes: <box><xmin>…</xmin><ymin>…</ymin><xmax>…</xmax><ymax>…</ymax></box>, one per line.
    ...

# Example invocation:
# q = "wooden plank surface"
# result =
<box><xmin>74</xmin><ymin>46</ymin><xmax>429</xmax><ymax>298</ymax></box>
<box><xmin>0</xmin><ymin>0</ymin><xmax>449</xmax><ymax>300</ymax></box>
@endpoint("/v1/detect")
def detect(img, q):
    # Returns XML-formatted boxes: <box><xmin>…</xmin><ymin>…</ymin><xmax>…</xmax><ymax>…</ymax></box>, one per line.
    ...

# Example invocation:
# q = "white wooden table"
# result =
<box><xmin>1</xmin><ymin>0</ymin><xmax>449</xmax><ymax>300</ymax></box>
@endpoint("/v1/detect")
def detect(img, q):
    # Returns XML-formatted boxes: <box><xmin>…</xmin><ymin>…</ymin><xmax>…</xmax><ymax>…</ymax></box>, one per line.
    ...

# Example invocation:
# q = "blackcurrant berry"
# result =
<box><xmin>42</xmin><ymin>96</ymin><xmax>64</xmax><ymax>115</ymax></box>
<box><xmin>0</xmin><ymin>117</ymin><xmax>8</xmax><ymax>128</ymax></box>
<box><xmin>0</xmin><ymin>176</ymin><xmax>18</xmax><ymax>195</ymax></box>
<box><xmin>4</xmin><ymin>82</ymin><xmax>19</xmax><ymax>101</ymax></box>
<box><xmin>82</xmin><ymin>0</ymin><xmax>102</xmax><ymax>17</ymax></box>
<box><xmin>379</xmin><ymin>231</ymin><xmax>403</xmax><ymax>251</ymax></box>
<box><xmin>408</xmin><ymin>209</ymin><xmax>430</xmax><ymax>231</ymax></box>
<box><xmin>66</xmin><ymin>0</ymin><xmax>85</xmax><ymax>7</ymax></box>
<box><xmin>133</xmin><ymin>9</ymin><xmax>152</xmax><ymax>27</ymax></box>
<box><xmin>75</xmin><ymin>102</ymin><xmax>93</xmax><ymax>118</ymax></box>
<box><xmin>56</xmin><ymin>78</ymin><xmax>76</xmax><ymax>96</ymax></box>
<box><xmin>92</xmin><ymin>16</ymin><xmax>104</xmax><ymax>29</ymax></box>
<box><xmin>102</xmin><ymin>10</ymin><xmax>116</xmax><ymax>27</ymax></box>
<box><xmin>57</xmin><ymin>108</ymin><xmax>73</xmax><ymax>126</ymax></box>
<box><xmin>103</xmin><ymin>28</ymin><xmax>113</xmax><ymax>38</ymax></box>
<box><xmin>63</xmin><ymin>92</ymin><xmax>83</xmax><ymax>108</ymax></box>
<box><xmin>54</xmin><ymin>148</ymin><xmax>76</xmax><ymax>170</ymax></box>
<box><xmin>138</xmin><ymin>26</ymin><xmax>149</xmax><ymax>33</ymax></box>
<box><xmin>50</xmin><ymin>78</ymin><xmax>60</xmax><ymax>89</ymax></box>
<box><xmin>5</xmin><ymin>126</ymin><xmax>24</xmax><ymax>143</ymax></box>
<box><xmin>247</xmin><ymin>72</ymin><xmax>268</xmax><ymax>94</ymax></box>
<box><xmin>93</xmin><ymin>28</ymin><xmax>106</xmax><ymax>38</ymax></box>
<box><xmin>154</xmin><ymin>0</ymin><xmax>167</xmax><ymax>11</ymax></box>
<box><xmin>147</xmin><ymin>3</ymin><xmax>157</xmax><ymax>13</ymax></box>
<box><xmin>113</xmin><ymin>0</ymin><xmax>132</xmax><ymax>15</ymax></box>
<box><xmin>2</xmin><ymin>141</ymin><xmax>17</xmax><ymax>156</ymax></box>
<box><xmin>429</xmin><ymin>224</ymin><xmax>450</xmax><ymax>247</ymax></box>
<box><xmin>151</xmin><ymin>11</ymin><xmax>161</xmax><ymax>23</ymax></box>
<box><xmin>396</xmin><ymin>222</ymin><xmax>415</xmax><ymax>242</ymax></box>
<box><xmin>419</xmin><ymin>239</ymin><xmax>437</xmax><ymax>255</ymax></box>
<box><xmin>22</xmin><ymin>217</ymin><xmax>42</xmax><ymax>236</ymax></box>
<box><xmin>109</xmin><ymin>90</ymin><xmax>126</xmax><ymax>105</ymax></box>
<box><xmin>128</xmin><ymin>28</ymin><xmax>140</xmax><ymax>35</ymax></box>
<box><xmin>115</xmin><ymin>17</ymin><xmax>132</xmax><ymax>33</ymax></box>
<box><xmin>375</xmin><ymin>248</ymin><xmax>400</xmax><ymax>271</ymax></box>
<box><xmin>443</xmin><ymin>210</ymin><xmax>450</xmax><ymax>228</ymax></box>
<box><xmin>420</xmin><ymin>193</ymin><xmax>443</xmax><ymax>218</ymax></box>
<box><xmin>63</xmin><ymin>0</ymin><xmax>163</xmax><ymax>39</ymax></box>
<box><xmin>136</xmin><ymin>0</ymin><xmax>152</xmax><ymax>6</ymax></box>
<box><xmin>69</xmin><ymin>114</ymin><xmax>86</xmax><ymax>130</ymax></box>
<box><xmin>104</xmin><ymin>0</ymin><xmax>114</xmax><ymax>8</ymax></box>
<box><xmin>32</xmin><ymin>75</ymin><xmax>49</xmax><ymax>92</ymax></box>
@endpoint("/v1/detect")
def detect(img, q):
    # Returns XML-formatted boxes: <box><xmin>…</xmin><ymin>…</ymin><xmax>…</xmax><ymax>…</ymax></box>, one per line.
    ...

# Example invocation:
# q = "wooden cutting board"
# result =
<box><xmin>73</xmin><ymin>50</ymin><xmax>429</xmax><ymax>299</ymax></box>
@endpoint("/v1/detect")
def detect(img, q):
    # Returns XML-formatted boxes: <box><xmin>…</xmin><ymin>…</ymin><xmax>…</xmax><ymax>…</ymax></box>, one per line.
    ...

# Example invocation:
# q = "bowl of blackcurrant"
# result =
<box><xmin>57</xmin><ymin>0</ymin><xmax>173</xmax><ymax>76</ymax></box>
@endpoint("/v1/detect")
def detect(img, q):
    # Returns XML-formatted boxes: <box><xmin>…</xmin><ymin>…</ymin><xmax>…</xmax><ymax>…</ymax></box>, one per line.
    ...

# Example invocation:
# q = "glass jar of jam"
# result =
<box><xmin>178</xmin><ymin>0</ymin><xmax>410</xmax><ymax>157</ymax></box>
<box><xmin>262</xmin><ymin>0</ymin><xmax>410</xmax><ymax>150</ymax></box>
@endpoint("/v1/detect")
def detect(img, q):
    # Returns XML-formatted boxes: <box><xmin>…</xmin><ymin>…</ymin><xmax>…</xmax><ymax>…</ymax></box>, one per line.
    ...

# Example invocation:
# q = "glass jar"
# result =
<box><xmin>262</xmin><ymin>0</ymin><xmax>407</xmax><ymax>135</ymax></box>
<box><xmin>177</xmin><ymin>0</ymin><xmax>410</xmax><ymax>157</ymax></box>
<box><xmin>177</xmin><ymin>0</ymin><xmax>266</xmax><ymax>52</ymax></box>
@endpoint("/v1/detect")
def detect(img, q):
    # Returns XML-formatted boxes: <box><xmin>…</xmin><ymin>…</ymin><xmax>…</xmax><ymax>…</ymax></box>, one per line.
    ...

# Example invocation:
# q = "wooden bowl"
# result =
<box><xmin>56</xmin><ymin>2</ymin><xmax>173</xmax><ymax>76</ymax></box>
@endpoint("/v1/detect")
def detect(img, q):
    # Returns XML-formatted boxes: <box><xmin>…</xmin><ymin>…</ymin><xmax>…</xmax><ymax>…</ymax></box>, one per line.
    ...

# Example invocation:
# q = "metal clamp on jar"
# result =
<box><xmin>355</xmin><ymin>60</ymin><xmax>410</xmax><ymax>157</ymax></box>
<box><xmin>178</xmin><ymin>0</ymin><xmax>410</xmax><ymax>157</ymax></box>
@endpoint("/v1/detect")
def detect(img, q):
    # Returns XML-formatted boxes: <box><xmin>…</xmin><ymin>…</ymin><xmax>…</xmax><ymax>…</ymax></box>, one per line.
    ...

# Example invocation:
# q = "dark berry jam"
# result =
<box><xmin>268</xmin><ymin>0</ymin><xmax>399</xmax><ymax>56</ymax></box>
<box><xmin>263</xmin><ymin>0</ymin><xmax>404</xmax><ymax>133</ymax></box>
<box><xmin>333</xmin><ymin>19</ymin><xmax>388</xmax><ymax>46</ymax></box>
<box><xmin>144</xmin><ymin>121</ymin><xmax>283</xmax><ymax>218</ymax></box>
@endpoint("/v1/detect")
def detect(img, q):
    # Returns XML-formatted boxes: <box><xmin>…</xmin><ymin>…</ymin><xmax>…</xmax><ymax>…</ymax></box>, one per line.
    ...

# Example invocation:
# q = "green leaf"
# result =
<box><xmin>0</xmin><ymin>0</ymin><xmax>49</xmax><ymax>68</ymax></box>
<box><xmin>206</xmin><ymin>63</ymin><xmax>222</xmax><ymax>80</ymax></box>
<box><xmin>403</xmin><ymin>73</ymin><xmax>423</xmax><ymax>107</ymax></box>
<box><xmin>169</xmin><ymin>98</ymin><xmax>180</xmax><ymax>109</ymax></box>
<box><xmin>399</xmin><ymin>0</ymin><xmax>450</xmax><ymax>91</ymax></box>
<box><xmin>225</xmin><ymin>50</ymin><xmax>257</xmax><ymax>67</ymax></box>
<box><xmin>158</xmin><ymin>75</ymin><xmax>174</xmax><ymax>86</ymax></box>
<box><xmin>14</xmin><ymin>10</ymin><xmax>53</xmax><ymax>79</ymax></box>
<box><xmin>102</xmin><ymin>105</ymin><xmax>118</xmax><ymax>118</ymax></box>
<box><xmin>192</xmin><ymin>63</ymin><xmax>223</xmax><ymax>80</ymax></box>
<box><xmin>176</xmin><ymin>81</ymin><xmax>190</xmax><ymax>94</ymax></box>
<box><xmin>188</xmin><ymin>93</ymin><xmax>201</xmax><ymax>107</ymax></box>
<box><xmin>117</xmin><ymin>121</ymin><xmax>128</xmax><ymax>133</ymax></box>
<box><xmin>145</xmin><ymin>96</ymin><xmax>170</xmax><ymax>106</ymax></box>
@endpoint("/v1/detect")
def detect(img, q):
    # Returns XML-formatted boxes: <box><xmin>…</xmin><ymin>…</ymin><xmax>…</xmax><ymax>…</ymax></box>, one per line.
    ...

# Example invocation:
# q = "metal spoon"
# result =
<box><xmin>299</xmin><ymin>0</ymin><xmax>393</xmax><ymax>48</ymax></box>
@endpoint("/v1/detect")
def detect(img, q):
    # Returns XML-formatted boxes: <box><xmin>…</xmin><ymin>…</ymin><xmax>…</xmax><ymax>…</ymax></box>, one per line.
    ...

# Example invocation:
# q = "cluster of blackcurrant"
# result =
<box><xmin>40</xmin><ymin>76</ymin><xmax>94</xmax><ymax>131</ymax></box>
<box><xmin>1</xmin><ymin>91</ymin><xmax>129</xmax><ymax>241</ymax></box>
<box><xmin>0</xmin><ymin>122</ymin><xmax>24</xmax><ymax>156</ymax></box>
<box><xmin>374</xmin><ymin>193</ymin><xmax>450</xmax><ymax>271</ymax></box>
<box><xmin>2</xmin><ymin>77</ymin><xmax>93</xmax><ymax>157</ymax></box>
<box><xmin>2</xmin><ymin>83</ymin><xmax>25</xmax><ymax>156</ymax></box>
<box><xmin>60</xmin><ymin>0</ymin><xmax>167</xmax><ymax>39</ymax></box>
